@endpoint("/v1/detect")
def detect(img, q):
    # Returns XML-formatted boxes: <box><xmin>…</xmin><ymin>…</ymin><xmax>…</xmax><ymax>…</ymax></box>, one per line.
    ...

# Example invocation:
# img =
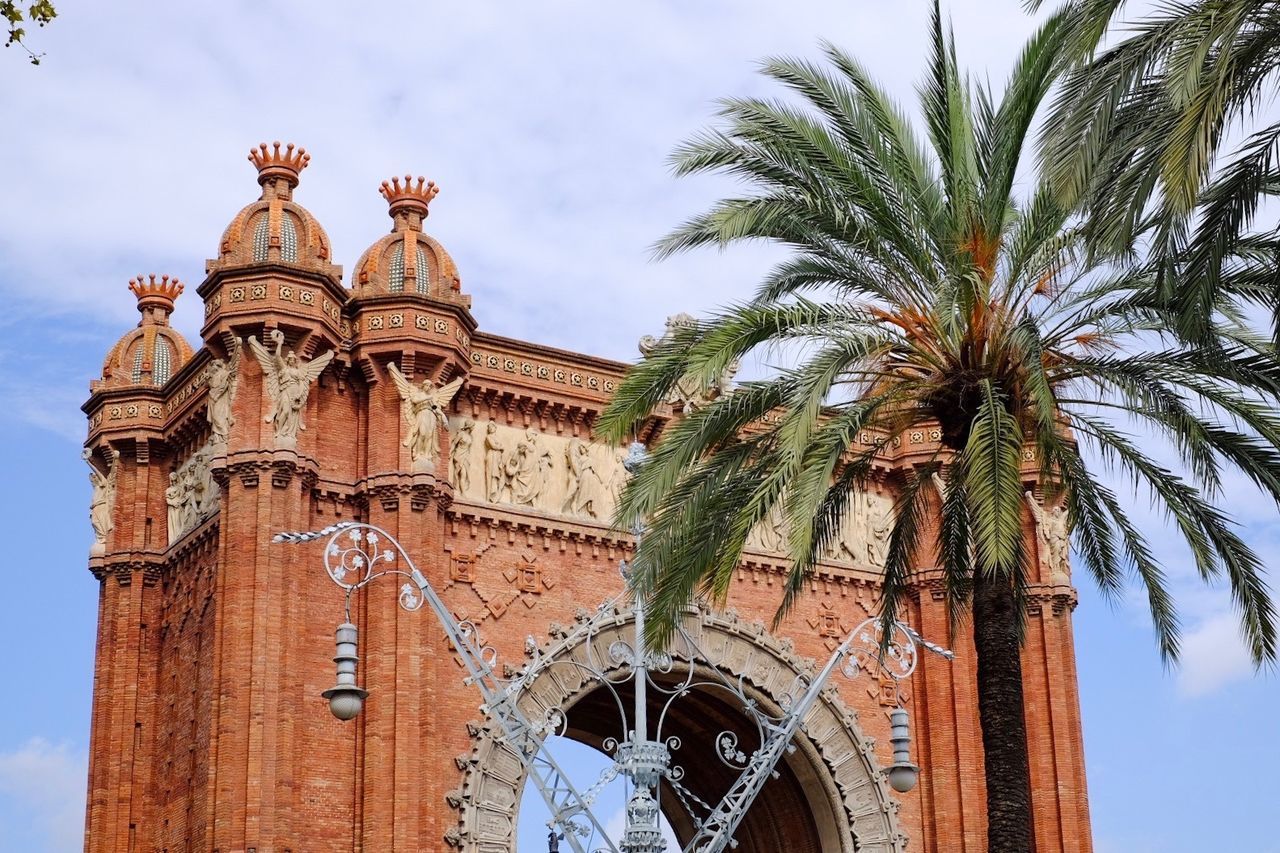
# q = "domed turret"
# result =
<box><xmin>208</xmin><ymin>142</ymin><xmax>337</xmax><ymax>276</ymax></box>
<box><xmin>351</xmin><ymin>175</ymin><xmax>468</xmax><ymax>307</ymax></box>
<box><xmin>100</xmin><ymin>275</ymin><xmax>194</xmax><ymax>388</ymax></box>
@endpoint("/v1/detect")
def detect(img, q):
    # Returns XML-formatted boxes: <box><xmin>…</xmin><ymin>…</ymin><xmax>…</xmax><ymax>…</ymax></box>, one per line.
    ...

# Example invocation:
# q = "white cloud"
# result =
<box><xmin>0</xmin><ymin>738</ymin><xmax>88</xmax><ymax>853</ymax></box>
<box><xmin>1176</xmin><ymin>611</ymin><xmax>1255</xmax><ymax>698</ymax></box>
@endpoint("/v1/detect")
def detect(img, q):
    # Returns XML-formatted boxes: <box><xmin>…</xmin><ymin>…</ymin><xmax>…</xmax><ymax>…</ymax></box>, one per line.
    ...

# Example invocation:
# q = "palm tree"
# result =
<box><xmin>1036</xmin><ymin>0</ymin><xmax>1280</xmax><ymax>342</ymax></box>
<box><xmin>597</xmin><ymin>4</ymin><xmax>1280</xmax><ymax>850</ymax></box>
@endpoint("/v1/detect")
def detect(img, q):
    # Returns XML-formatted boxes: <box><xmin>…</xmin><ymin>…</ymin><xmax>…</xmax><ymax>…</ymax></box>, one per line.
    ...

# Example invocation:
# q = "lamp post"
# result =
<box><xmin>276</xmin><ymin>443</ymin><xmax>952</xmax><ymax>851</ymax></box>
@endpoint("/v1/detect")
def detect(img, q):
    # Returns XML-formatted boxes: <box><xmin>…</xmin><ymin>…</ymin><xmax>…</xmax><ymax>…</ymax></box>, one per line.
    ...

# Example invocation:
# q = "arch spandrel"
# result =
<box><xmin>447</xmin><ymin>606</ymin><xmax>907</xmax><ymax>853</ymax></box>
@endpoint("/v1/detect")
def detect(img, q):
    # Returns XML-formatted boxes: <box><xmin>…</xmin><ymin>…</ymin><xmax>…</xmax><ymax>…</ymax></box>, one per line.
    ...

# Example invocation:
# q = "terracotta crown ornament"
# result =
<box><xmin>128</xmin><ymin>273</ymin><xmax>184</xmax><ymax>320</ymax></box>
<box><xmin>248</xmin><ymin>141</ymin><xmax>310</xmax><ymax>187</ymax></box>
<box><xmin>380</xmin><ymin>175</ymin><xmax>440</xmax><ymax>220</ymax></box>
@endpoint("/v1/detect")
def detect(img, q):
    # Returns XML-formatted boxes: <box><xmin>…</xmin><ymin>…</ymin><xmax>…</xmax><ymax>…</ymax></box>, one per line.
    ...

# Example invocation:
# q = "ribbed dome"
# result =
<box><xmin>351</xmin><ymin>175</ymin><xmax>467</xmax><ymax>306</ymax></box>
<box><xmin>209</xmin><ymin>142</ymin><xmax>337</xmax><ymax>276</ymax></box>
<box><xmin>100</xmin><ymin>275</ymin><xmax>195</xmax><ymax>388</ymax></box>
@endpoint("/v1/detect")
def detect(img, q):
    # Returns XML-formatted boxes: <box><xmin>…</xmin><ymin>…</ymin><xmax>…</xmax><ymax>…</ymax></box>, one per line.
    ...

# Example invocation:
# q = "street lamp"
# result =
<box><xmin>275</xmin><ymin>442</ymin><xmax>952</xmax><ymax>852</ymax></box>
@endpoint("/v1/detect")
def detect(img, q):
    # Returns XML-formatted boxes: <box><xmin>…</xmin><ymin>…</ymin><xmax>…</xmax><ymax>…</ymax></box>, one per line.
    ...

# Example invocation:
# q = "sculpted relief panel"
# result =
<box><xmin>447</xmin><ymin>417</ymin><xmax>628</xmax><ymax>524</ymax></box>
<box><xmin>166</xmin><ymin>441</ymin><xmax>220</xmax><ymax>544</ymax></box>
<box><xmin>445</xmin><ymin>415</ymin><xmax>893</xmax><ymax>569</ymax></box>
<box><xmin>745</xmin><ymin>489</ymin><xmax>895</xmax><ymax>569</ymax></box>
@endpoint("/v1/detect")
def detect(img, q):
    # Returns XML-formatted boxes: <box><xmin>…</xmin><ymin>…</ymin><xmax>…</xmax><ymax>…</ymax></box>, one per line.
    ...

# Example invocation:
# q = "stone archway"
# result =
<box><xmin>446</xmin><ymin>606</ymin><xmax>906</xmax><ymax>852</ymax></box>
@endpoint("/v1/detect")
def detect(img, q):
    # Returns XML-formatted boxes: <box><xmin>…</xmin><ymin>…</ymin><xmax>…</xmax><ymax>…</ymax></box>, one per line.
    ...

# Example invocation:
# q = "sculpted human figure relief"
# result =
<box><xmin>462</xmin><ymin>418</ymin><xmax>628</xmax><ymax>522</ymax></box>
<box><xmin>165</xmin><ymin>472</ymin><xmax>185</xmax><ymax>543</ymax></box>
<box><xmin>450</xmin><ymin>419</ymin><xmax>476</xmax><ymax>494</ymax></box>
<box><xmin>246</xmin><ymin>330</ymin><xmax>336</xmax><ymax>449</ymax></box>
<box><xmin>506</xmin><ymin>431</ymin><xmax>544</xmax><ymax>507</ymax></box>
<box><xmin>85</xmin><ymin>447</ymin><xmax>119</xmax><ymax>555</ymax></box>
<box><xmin>638</xmin><ymin>312</ymin><xmax>740</xmax><ymax>414</ymax></box>
<box><xmin>748</xmin><ymin>498</ymin><xmax>788</xmax><ymax>553</ymax></box>
<box><xmin>819</xmin><ymin>492</ymin><xmax>866</xmax><ymax>564</ymax></box>
<box><xmin>563</xmin><ymin>438</ymin><xmax>606</xmax><ymax>519</ymax></box>
<box><xmin>204</xmin><ymin>338</ymin><xmax>241</xmax><ymax>446</ymax></box>
<box><xmin>166</xmin><ymin>442</ymin><xmax>222</xmax><ymax>544</ymax></box>
<box><xmin>387</xmin><ymin>362</ymin><xmax>465</xmax><ymax>472</ymax></box>
<box><xmin>1025</xmin><ymin>491</ymin><xmax>1071</xmax><ymax>583</ymax></box>
<box><xmin>864</xmin><ymin>491</ymin><xmax>893</xmax><ymax>566</ymax></box>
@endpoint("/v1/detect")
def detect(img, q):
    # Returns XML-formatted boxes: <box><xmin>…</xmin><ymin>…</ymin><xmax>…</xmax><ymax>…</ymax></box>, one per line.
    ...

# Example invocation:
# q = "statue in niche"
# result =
<box><xmin>204</xmin><ymin>338</ymin><xmax>241</xmax><ymax>446</ymax></box>
<box><xmin>484</xmin><ymin>422</ymin><xmax>507</xmax><ymax>503</ymax></box>
<box><xmin>1025</xmin><ymin>491</ymin><xmax>1071</xmax><ymax>583</ymax></box>
<box><xmin>450</xmin><ymin>419</ymin><xmax>476</xmax><ymax>494</ymax></box>
<box><xmin>387</xmin><ymin>362</ymin><xmax>464</xmax><ymax>472</ymax></box>
<box><xmin>246</xmin><ymin>330</ymin><xmax>335</xmax><ymax>449</ymax></box>
<box><xmin>85</xmin><ymin>447</ymin><xmax>119</xmax><ymax>554</ymax></box>
<box><xmin>865</xmin><ymin>492</ymin><xmax>893</xmax><ymax>567</ymax></box>
<box><xmin>638</xmin><ymin>313</ymin><xmax>740</xmax><ymax>414</ymax></box>
<box><xmin>563</xmin><ymin>439</ymin><xmax>605</xmax><ymax>519</ymax></box>
<box><xmin>166</xmin><ymin>472</ymin><xmax>186</xmax><ymax>543</ymax></box>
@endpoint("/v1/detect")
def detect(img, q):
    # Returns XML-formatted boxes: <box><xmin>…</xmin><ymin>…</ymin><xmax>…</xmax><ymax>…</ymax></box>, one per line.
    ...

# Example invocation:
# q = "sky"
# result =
<box><xmin>0</xmin><ymin>0</ymin><xmax>1277</xmax><ymax>850</ymax></box>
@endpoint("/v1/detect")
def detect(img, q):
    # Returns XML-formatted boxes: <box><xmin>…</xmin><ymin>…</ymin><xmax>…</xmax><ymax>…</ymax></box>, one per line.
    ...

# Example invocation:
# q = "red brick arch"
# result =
<box><xmin>448</xmin><ymin>606</ymin><xmax>905</xmax><ymax>852</ymax></box>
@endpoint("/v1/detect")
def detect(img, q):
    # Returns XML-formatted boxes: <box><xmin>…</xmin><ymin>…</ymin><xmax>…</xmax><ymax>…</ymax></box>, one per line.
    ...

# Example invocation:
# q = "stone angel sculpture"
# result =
<box><xmin>204</xmin><ymin>337</ymin><xmax>241</xmax><ymax>446</ymax></box>
<box><xmin>1025</xmin><ymin>491</ymin><xmax>1071</xmax><ymax>583</ymax></box>
<box><xmin>387</xmin><ymin>362</ymin><xmax>464</xmax><ymax>471</ymax></box>
<box><xmin>85</xmin><ymin>447</ymin><xmax>120</xmax><ymax>555</ymax></box>
<box><xmin>246</xmin><ymin>330</ymin><xmax>335</xmax><ymax>449</ymax></box>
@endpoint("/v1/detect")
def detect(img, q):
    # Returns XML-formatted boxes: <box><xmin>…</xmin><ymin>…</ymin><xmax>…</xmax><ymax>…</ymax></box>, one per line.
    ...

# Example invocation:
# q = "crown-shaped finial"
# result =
<box><xmin>380</xmin><ymin>174</ymin><xmax>440</xmax><ymax>220</ymax></box>
<box><xmin>128</xmin><ymin>274</ymin><xmax>184</xmax><ymax>319</ymax></box>
<box><xmin>248</xmin><ymin>141</ymin><xmax>310</xmax><ymax>186</ymax></box>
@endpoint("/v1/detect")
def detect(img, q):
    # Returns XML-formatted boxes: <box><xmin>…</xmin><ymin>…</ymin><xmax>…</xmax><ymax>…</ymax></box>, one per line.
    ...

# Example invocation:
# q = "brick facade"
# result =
<box><xmin>81</xmin><ymin>144</ymin><xmax>1092</xmax><ymax>851</ymax></box>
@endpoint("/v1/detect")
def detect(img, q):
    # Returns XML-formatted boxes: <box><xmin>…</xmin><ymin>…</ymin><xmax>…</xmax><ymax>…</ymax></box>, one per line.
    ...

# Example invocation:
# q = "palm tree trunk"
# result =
<box><xmin>972</xmin><ymin>568</ymin><xmax>1033</xmax><ymax>852</ymax></box>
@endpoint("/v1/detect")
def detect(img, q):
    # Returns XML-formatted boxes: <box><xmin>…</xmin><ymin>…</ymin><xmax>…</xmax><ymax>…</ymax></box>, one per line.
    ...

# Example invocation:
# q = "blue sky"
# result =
<box><xmin>0</xmin><ymin>1</ymin><xmax>1277</xmax><ymax>850</ymax></box>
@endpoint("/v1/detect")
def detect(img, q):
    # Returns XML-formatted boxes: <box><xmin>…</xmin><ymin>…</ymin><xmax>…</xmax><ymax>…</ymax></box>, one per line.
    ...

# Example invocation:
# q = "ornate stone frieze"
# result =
<box><xmin>450</xmin><ymin>417</ymin><xmax>628</xmax><ymax>524</ymax></box>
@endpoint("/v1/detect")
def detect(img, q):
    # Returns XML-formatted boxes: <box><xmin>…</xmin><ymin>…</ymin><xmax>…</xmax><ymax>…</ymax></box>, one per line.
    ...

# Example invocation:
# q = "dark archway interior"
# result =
<box><xmin>562</xmin><ymin>671</ymin><xmax>828</xmax><ymax>853</ymax></box>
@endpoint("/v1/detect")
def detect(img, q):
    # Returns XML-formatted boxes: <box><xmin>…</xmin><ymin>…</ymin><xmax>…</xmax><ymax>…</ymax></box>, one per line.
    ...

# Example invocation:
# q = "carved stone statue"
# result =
<box><xmin>204</xmin><ymin>338</ymin><xmax>241</xmax><ymax>446</ymax></box>
<box><xmin>484</xmin><ymin>422</ymin><xmax>507</xmax><ymax>503</ymax></box>
<box><xmin>638</xmin><ymin>313</ymin><xmax>739</xmax><ymax>414</ymax></box>
<box><xmin>387</xmin><ymin>362</ymin><xmax>464</xmax><ymax>472</ymax></box>
<box><xmin>246</xmin><ymin>330</ymin><xmax>335</xmax><ymax>449</ymax></box>
<box><xmin>166</xmin><ymin>472</ymin><xmax>186</xmax><ymax>543</ymax></box>
<box><xmin>563</xmin><ymin>439</ymin><xmax>605</xmax><ymax>519</ymax></box>
<box><xmin>1026</xmin><ymin>491</ymin><xmax>1071</xmax><ymax>583</ymax></box>
<box><xmin>450</xmin><ymin>419</ymin><xmax>476</xmax><ymax>494</ymax></box>
<box><xmin>86</xmin><ymin>447</ymin><xmax>119</xmax><ymax>555</ymax></box>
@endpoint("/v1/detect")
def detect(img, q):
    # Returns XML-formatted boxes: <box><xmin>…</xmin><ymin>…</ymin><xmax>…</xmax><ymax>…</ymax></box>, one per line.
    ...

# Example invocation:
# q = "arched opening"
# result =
<box><xmin>515</xmin><ymin>668</ymin><xmax>836</xmax><ymax>852</ymax></box>
<box><xmin>454</xmin><ymin>609</ymin><xmax>902</xmax><ymax>852</ymax></box>
<box><xmin>517</xmin><ymin>736</ymin><xmax>679</xmax><ymax>851</ymax></box>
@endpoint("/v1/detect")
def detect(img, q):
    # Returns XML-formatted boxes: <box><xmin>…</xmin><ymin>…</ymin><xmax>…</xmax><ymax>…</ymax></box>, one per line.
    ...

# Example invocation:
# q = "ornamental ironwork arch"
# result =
<box><xmin>445</xmin><ymin>605</ymin><xmax>908</xmax><ymax>852</ymax></box>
